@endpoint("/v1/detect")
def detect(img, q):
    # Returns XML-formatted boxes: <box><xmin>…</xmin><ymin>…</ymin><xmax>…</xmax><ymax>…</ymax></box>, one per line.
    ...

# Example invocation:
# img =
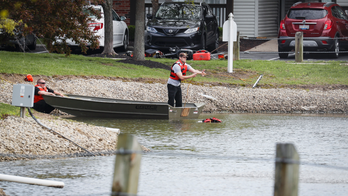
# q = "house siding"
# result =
<box><xmin>258</xmin><ymin>0</ymin><xmax>279</xmax><ymax>37</ymax></box>
<box><xmin>234</xmin><ymin>0</ymin><xmax>279</xmax><ymax>37</ymax></box>
<box><xmin>337</xmin><ymin>1</ymin><xmax>348</xmax><ymax>7</ymax></box>
<box><xmin>234</xmin><ymin>0</ymin><xmax>256</xmax><ymax>37</ymax></box>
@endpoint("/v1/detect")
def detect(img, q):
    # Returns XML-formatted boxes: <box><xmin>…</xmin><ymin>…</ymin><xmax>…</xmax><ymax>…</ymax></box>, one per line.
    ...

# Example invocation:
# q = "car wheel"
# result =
<box><xmin>208</xmin><ymin>31</ymin><xmax>219</xmax><ymax>53</ymax></box>
<box><xmin>330</xmin><ymin>37</ymin><xmax>339</xmax><ymax>58</ymax></box>
<box><xmin>278</xmin><ymin>49</ymin><xmax>289</xmax><ymax>59</ymax></box>
<box><xmin>122</xmin><ymin>32</ymin><xmax>129</xmax><ymax>51</ymax></box>
<box><xmin>28</xmin><ymin>38</ymin><xmax>37</xmax><ymax>51</ymax></box>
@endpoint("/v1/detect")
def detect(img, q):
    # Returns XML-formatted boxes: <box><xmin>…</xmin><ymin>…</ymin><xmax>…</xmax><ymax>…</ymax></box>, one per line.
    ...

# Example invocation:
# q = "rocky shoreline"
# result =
<box><xmin>1</xmin><ymin>77</ymin><xmax>348</xmax><ymax>161</ymax></box>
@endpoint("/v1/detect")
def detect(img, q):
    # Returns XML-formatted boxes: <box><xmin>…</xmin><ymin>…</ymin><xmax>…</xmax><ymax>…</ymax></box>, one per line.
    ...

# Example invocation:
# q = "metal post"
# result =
<box><xmin>111</xmin><ymin>134</ymin><xmax>142</xmax><ymax>196</ymax></box>
<box><xmin>274</xmin><ymin>143</ymin><xmax>299</xmax><ymax>196</ymax></box>
<box><xmin>20</xmin><ymin>107</ymin><xmax>25</xmax><ymax>118</ymax></box>
<box><xmin>252</xmin><ymin>74</ymin><xmax>263</xmax><ymax>88</ymax></box>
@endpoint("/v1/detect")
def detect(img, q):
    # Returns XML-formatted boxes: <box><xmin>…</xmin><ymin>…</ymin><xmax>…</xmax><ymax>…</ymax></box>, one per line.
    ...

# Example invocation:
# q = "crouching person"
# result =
<box><xmin>33</xmin><ymin>79</ymin><xmax>64</xmax><ymax>113</ymax></box>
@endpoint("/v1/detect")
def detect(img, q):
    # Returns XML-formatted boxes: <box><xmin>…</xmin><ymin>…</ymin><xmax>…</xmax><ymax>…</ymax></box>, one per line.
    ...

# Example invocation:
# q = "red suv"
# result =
<box><xmin>278</xmin><ymin>2</ymin><xmax>348</xmax><ymax>58</ymax></box>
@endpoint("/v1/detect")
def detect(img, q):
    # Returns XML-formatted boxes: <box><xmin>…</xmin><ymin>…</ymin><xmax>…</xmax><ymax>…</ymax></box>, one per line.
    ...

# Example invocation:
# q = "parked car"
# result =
<box><xmin>0</xmin><ymin>29</ymin><xmax>37</xmax><ymax>51</ymax></box>
<box><xmin>66</xmin><ymin>5</ymin><xmax>129</xmax><ymax>51</ymax></box>
<box><xmin>278</xmin><ymin>2</ymin><xmax>348</xmax><ymax>58</ymax></box>
<box><xmin>145</xmin><ymin>2</ymin><xmax>219</xmax><ymax>52</ymax></box>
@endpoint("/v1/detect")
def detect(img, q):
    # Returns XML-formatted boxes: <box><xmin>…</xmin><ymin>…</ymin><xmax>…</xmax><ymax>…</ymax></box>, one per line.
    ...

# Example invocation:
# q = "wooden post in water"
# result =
<box><xmin>295</xmin><ymin>32</ymin><xmax>303</xmax><ymax>62</ymax></box>
<box><xmin>274</xmin><ymin>143</ymin><xmax>299</xmax><ymax>196</ymax></box>
<box><xmin>233</xmin><ymin>31</ymin><xmax>240</xmax><ymax>60</ymax></box>
<box><xmin>111</xmin><ymin>134</ymin><xmax>142</xmax><ymax>196</ymax></box>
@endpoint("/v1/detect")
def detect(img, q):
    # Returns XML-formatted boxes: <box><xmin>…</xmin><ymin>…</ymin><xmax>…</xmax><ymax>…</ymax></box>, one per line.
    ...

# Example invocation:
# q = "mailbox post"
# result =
<box><xmin>223</xmin><ymin>13</ymin><xmax>237</xmax><ymax>73</ymax></box>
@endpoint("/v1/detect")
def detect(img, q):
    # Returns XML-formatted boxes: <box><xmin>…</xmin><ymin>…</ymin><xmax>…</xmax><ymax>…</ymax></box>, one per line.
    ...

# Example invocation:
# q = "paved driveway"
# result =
<box><xmin>241</xmin><ymin>39</ymin><xmax>348</xmax><ymax>61</ymax></box>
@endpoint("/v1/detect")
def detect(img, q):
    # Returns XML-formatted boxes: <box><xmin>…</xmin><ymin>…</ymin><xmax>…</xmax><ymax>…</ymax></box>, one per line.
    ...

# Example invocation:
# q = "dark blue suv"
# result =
<box><xmin>145</xmin><ymin>2</ymin><xmax>219</xmax><ymax>52</ymax></box>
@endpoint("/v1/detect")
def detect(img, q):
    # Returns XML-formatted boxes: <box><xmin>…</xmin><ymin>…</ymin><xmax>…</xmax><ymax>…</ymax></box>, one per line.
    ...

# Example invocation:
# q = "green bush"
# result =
<box><xmin>128</xmin><ymin>25</ymin><xmax>135</xmax><ymax>41</ymax></box>
<box><xmin>219</xmin><ymin>27</ymin><xmax>223</xmax><ymax>38</ymax></box>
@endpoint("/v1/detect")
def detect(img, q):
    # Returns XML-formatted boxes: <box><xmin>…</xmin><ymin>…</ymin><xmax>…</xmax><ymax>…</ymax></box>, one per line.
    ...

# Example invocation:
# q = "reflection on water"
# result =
<box><xmin>0</xmin><ymin>114</ymin><xmax>347</xmax><ymax>196</ymax></box>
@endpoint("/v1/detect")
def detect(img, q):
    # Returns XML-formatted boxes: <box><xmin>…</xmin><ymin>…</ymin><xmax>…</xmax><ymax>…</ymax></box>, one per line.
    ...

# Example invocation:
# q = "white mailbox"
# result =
<box><xmin>12</xmin><ymin>84</ymin><xmax>35</xmax><ymax>107</ymax></box>
<box><xmin>222</xmin><ymin>13</ymin><xmax>237</xmax><ymax>42</ymax></box>
<box><xmin>222</xmin><ymin>13</ymin><xmax>238</xmax><ymax>73</ymax></box>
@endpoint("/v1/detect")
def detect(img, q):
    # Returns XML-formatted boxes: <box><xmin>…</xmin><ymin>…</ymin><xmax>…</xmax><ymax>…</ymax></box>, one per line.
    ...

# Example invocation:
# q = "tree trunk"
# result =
<box><xmin>102</xmin><ymin>0</ymin><xmax>116</xmax><ymax>55</ymax></box>
<box><xmin>151</xmin><ymin>0</ymin><xmax>159</xmax><ymax>17</ymax></box>
<box><xmin>133</xmin><ymin>0</ymin><xmax>145</xmax><ymax>61</ymax></box>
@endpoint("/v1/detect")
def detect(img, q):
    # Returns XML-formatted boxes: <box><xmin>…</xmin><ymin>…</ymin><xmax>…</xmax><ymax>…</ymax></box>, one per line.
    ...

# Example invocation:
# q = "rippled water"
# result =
<box><xmin>1</xmin><ymin>113</ymin><xmax>348</xmax><ymax>196</ymax></box>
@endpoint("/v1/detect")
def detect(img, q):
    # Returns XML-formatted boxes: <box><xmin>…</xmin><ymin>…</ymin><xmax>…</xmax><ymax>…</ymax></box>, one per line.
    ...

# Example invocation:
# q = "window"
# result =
<box><xmin>288</xmin><ymin>9</ymin><xmax>327</xmax><ymax>19</ymax></box>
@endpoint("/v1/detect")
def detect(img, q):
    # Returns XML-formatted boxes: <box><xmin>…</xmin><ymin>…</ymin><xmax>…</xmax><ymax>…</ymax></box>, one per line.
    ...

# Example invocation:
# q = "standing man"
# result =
<box><xmin>33</xmin><ymin>79</ymin><xmax>64</xmax><ymax>113</ymax></box>
<box><xmin>167</xmin><ymin>52</ymin><xmax>206</xmax><ymax>107</ymax></box>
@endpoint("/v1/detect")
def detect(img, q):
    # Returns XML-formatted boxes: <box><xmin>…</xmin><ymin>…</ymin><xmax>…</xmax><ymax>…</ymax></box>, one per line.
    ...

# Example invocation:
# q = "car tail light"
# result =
<box><xmin>323</xmin><ymin>20</ymin><xmax>332</xmax><ymax>30</ymax></box>
<box><xmin>281</xmin><ymin>40</ymin><xmax>286</xmax><ymax>44</ymax></box>
<box><xmin>89</xmin><ymin>23</ymin><xmax>103</xmax><ymax>31</ymax></box>
<box><xmin>280</xmin><ymin>21</ymin><xmax>285</xmax><ymax>30</ymax></box>
<box><xmin>322</xmin><ymin>40</ymin><xmax>328</xmax><ymax>45</ymax></box>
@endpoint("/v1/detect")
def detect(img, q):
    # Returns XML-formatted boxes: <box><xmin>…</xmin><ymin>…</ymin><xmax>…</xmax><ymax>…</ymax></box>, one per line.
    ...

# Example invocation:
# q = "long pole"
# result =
<box><xmin>228</xmin><ymin>13</ymin><xmax>234</xmax><ymax>73</ymax></box>
<box><xmin>0</xmin><ymin>174</ymin><xmax>64</xmax><ymax>188</ymax></box>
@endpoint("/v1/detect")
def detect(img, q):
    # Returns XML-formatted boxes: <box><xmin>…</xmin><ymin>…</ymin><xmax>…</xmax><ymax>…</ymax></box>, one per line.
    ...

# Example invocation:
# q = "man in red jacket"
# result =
<box><xmin>167</xmin><ymin>52</ymin><xmax>205</xmax><ymax>107</ymax></box>
<box><xmin>33</xmin><ymin>79</ymin><xmax>64</xmax><ymax>113</ymax></box>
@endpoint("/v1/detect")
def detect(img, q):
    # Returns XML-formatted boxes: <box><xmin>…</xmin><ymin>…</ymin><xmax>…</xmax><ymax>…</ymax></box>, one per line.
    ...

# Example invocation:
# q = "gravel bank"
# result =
<box><xmin>2</xmin><ymin>78</ymin><xmax>347</xmax><ymax>114</ymax></box>
<box><xmin>1</xmin><ymin>78</ymin><xmax>347</xmax><ymax>161</ymax></box>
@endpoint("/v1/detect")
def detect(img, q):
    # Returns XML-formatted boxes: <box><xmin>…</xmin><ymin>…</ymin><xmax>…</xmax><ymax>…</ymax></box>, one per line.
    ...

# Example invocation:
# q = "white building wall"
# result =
<box><xmin>234</xmin><ymin>0</ymin><xmax>279</xmax><ymax>37</ymax></box>
<box><xmin>337</xmin><ymin>0</ymin><xmax>348</xmax><ymax>7</ymax></box>
<box><xmin>234</xmin><ymin>0</ymin><xmax>256</xmax><ymax>37</ymax></box>
<box><xmin>258</xmin><ymin>0</ymin><xmax>279</xmax><ymax>37</ymax></box>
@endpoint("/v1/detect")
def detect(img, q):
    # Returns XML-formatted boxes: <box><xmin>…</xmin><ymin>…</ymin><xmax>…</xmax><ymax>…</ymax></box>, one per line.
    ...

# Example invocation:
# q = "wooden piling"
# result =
<box><xmin>233</xmin><ymin>31</ymin><xmax>240</xmax><ymax>60</ymax></box>
<box><xmin>274</xmin><ymin>143</ymin><xmax>299</xmax><ymax>196</ymax></box>
<box><xmin>295</xmin><ymin>32</ymin><xmax>303</xmax><ymax>62</ymax></box>
<box><xmin>111</xmin><ymin>134</ymin><xmax>142</xmax><ymax>196</ymax></box>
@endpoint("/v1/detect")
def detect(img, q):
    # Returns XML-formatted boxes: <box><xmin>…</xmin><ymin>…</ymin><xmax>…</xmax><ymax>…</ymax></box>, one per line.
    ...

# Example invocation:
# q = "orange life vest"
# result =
<box><xmin>34</xmin><ymin>85</ymin><xmax>48</xmax><ymax>103</ymax></box>
<box><xmin>169</xmin><ymin>60</ymin><xmax>187</xmax><ymax>81</ymax></box>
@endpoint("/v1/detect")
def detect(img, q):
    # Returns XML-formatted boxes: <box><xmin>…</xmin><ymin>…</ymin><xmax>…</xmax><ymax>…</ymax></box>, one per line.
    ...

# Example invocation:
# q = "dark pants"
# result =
<box><xmin>167</xmin><ymin>84</ymin><xmax>182</xmax><ymax>107</ymax></box>
<box><xmin>33</xmin><ymin>100</ymin><xmax>55</xmax><ymax>114</ymax></box>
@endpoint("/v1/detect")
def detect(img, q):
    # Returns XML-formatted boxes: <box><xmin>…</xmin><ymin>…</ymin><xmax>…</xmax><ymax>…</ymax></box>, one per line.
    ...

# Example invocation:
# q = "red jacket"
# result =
<box><xmin>169</xmin><ymin>60</ymin><xmax>187</xmax><ymax>81</ymax></box>
<box><xmin>34</xmin><ymin>85</ymin><xmax>48</xmax><ymax>103</ymax></box>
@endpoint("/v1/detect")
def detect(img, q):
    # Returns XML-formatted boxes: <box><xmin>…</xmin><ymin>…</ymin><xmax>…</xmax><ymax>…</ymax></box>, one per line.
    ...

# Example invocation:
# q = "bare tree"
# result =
<box><xmin>101</xmin><ymin>0</ymin><xmax>116</xmax><ymax>55</ymax></box>
<box><xmin>133</xmin><ymin>0</ymin><xmax>145</xmax><ymax>61</ymax></box>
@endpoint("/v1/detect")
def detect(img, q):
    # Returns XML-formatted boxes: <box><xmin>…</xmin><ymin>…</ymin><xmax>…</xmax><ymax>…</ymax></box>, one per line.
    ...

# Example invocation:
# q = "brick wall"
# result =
<box><xmin>113</xmin><ymin>0</ymin><xmax>131</xmax><ymax>25</ymax></box>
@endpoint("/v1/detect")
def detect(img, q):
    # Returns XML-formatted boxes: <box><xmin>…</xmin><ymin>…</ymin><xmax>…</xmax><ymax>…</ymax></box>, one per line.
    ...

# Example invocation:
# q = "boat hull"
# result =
<box><xmin>42</xmin><ymin>94</ymin><xmax>204</xmax><ymax>120</ymax></box>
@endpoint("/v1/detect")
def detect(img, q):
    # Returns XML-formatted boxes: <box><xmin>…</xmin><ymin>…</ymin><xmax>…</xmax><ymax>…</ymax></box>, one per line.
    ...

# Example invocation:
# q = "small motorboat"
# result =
<box><xmin>43</xmin><ymin>94</ymin><xmax>205</xmax><ymax>120</ymax></box>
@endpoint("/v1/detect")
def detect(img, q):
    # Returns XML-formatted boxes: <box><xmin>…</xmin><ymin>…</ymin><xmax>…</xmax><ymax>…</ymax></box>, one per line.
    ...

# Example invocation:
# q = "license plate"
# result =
<box><xmin>299</xmin><ymin>25</ymin><xmax>309</xmax><ymax>30</ymax></box>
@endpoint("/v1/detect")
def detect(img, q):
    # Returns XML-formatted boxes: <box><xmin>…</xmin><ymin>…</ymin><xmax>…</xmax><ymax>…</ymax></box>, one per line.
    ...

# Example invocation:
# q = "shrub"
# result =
<box><xmin>128</xmin><ymin>25</ymin><xmax>135</xmax><ymax>41</ymax></box>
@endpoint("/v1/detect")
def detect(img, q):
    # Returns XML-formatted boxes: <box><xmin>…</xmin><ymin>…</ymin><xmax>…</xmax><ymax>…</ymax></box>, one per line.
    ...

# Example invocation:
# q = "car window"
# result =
<box><xmin>156</xmin><ymin>4</ymin><xmax>201</xmax><ymax>20</ymax></box>
<box><xmin>83</xmin><ymin>8</ymin><xmax>102</xmax><ymax>20</ymax></box>
<box><xmin>112</xmin><ymin>10</ymin><xmax>120</xmax><ymax>21</ymax></box>
<box><xmin>288</xmin><ymin>9</ymin><xmax>327</xmax><ymax>19</ymax></box>
<box><xmin>332</xmin><ymin>6</ymin><xmax>348</xmax><ymax>20</ymax></box>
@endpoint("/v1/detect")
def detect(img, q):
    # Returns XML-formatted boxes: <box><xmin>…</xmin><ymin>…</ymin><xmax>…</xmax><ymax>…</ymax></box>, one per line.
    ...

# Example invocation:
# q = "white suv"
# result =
<box><xmin>67</xmin><ymin>5</ymin><xmax>129</xmax><ymax>51</ymax></box>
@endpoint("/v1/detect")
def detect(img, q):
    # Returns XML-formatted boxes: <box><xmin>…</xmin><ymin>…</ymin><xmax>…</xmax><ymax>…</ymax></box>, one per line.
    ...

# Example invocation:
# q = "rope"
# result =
<box><xmin>183</xmin><ymin>78</ymin><xmax>194</xmax><ymax>108</ymax></box>
<box><xmin>210</xmin><ymin>42</ymin><xmax>228</xmax><ymax>53</ymax></box>
<box><xmin>27</xmin><ymin>108</ymin><xmax>95</xmax><ymax>156</ymax></box>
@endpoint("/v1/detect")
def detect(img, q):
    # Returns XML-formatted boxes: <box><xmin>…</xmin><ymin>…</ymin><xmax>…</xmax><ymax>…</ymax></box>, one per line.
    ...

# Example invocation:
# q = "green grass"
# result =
<box><xmin>152</xmin><ymin>57</ymin><xmax>348</xmax><ymax>85</ymax></box>
<box><xmin>0</xmin><ymin>52</ymin><xmax>170</xmax><ymax>79</ymax></box>
<box><xmin>0</xmin><ymin>103</ymin><xmax>20</xmax><ymax>118</ymax></box>
<box><xmin>1</xmin><ymin>51</ymin><xmax>347</xmax><ymax>86</ymax></box>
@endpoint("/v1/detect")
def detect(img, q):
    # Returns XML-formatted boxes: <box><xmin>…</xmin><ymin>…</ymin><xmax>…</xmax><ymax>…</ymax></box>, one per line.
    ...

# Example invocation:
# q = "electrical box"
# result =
<box><xmin>12</xmin><ymin>84</ymin><xmax>35</xmax><ymax>107</ymax></box>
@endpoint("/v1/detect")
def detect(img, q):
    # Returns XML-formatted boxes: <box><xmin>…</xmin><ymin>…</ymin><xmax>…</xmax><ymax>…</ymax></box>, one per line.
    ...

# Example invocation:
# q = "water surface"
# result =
<box><xmin>1</xmin><ymin>113</ymin><xmax>347</xmax><ymax>195</ymax></box>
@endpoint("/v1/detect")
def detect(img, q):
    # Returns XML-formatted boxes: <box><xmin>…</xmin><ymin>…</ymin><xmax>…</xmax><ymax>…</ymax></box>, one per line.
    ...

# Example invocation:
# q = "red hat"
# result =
<box><xmin>24</xmin><ymin>74</ymin><xmax>33</xmax><ymax>82</ymax></box>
